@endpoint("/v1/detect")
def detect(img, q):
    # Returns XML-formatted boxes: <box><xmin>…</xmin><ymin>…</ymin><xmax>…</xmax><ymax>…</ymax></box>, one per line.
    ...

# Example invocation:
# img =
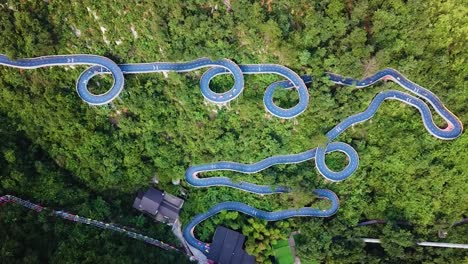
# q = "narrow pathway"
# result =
<box><xmin>0</xmin><ymin>195</ymin><xmax>191</xmax><ymax>258</ymax></box>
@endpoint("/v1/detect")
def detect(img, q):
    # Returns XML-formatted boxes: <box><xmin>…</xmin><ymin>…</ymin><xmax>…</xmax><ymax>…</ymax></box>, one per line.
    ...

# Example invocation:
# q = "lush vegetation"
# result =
<box><xmin>272</xmin><ymin>239</ymin><xmax>294</xmax><ymax>264</ymax></box>
<box><xmin>1</xmin><ymin>0</ymin><xmax>467</xmax><ymax>263</ymax></box>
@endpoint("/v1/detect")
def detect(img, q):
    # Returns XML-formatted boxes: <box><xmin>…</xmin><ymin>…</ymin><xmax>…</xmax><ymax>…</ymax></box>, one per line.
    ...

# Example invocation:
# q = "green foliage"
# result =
<box><xmin>1</xmin><ymin>0</ymin><xmax>467</xmax><ymax>263</ymax></box>
<box><xmin>380</xmin><ymin>224</ymin><xmax>415</xmax><ymax>260</ymax></box>
<box><xmin>243</xmin><ymin>219</ymin><xmax>292</xmax><ymax>263</ymax></box>
<box><xmin>272</xmin><ymin>239</ymin><xmax>294</xmax><ymax>264</ymax></box>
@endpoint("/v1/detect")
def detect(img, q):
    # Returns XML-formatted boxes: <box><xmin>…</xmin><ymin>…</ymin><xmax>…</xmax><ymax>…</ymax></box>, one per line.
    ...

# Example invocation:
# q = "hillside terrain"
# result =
<box><xmin>0</xmin><ymin>1</ymin><xmax>467</xmax><ymax>263</ymax></box>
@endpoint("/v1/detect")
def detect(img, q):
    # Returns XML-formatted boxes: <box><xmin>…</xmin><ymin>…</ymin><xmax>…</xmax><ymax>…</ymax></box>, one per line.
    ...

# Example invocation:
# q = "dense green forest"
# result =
<box><xmin>0</xmin><ymin>0</ymin><xmax>467</xmax><ymax>263</ymax></box>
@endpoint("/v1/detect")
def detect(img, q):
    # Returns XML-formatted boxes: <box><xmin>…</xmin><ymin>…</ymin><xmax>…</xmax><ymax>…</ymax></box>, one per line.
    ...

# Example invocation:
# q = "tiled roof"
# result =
<box><xmin>207</xmin><ymin>226</ymin><xmax>255</xmax><ymax>264</ymax></box>
<box><xmin>133</xmin><ymin>188</ymin><xmax>184</xmax><ymax>225</ymax></box>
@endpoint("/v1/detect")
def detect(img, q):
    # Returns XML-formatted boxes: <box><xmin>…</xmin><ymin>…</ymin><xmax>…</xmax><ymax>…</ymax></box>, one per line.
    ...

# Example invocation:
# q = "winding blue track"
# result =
<box><xmin>183</xmin><ymin>68</ymin><xmax>462</xmax><ymax>253</ymax></box>
<box><xmin>0</xmin><ymin>54</ymin><xmax>462</xmax><ymax>257</ymax></box>
<box><xmin>0</xmin><ymin>55</ymin><xmax>311</xmax><ymax>119</ymax></box>
<box><xmin>183</xmin><ymin>189</ymin><xmax>339</xmax><ymax>253</ymax></box>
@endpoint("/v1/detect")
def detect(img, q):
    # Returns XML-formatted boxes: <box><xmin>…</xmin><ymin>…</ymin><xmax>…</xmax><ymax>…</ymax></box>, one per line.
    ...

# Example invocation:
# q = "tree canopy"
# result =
<box><xmin>1</xmin><ymin>0</ymin><xmax>467</xmax><ymax>263</ymax></box>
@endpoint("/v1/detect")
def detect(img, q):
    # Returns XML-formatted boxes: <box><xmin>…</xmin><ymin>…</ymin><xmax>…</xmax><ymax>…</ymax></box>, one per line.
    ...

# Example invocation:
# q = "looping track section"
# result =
<box><xmin>0</xmin><ymin>55</ymin><xmax>311</xmax><ymax>119</ymax></box>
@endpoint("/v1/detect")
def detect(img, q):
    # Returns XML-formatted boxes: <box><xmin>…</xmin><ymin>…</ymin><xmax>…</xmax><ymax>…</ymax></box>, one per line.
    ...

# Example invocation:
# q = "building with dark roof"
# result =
<box><xmin>207</xmin><ymin>226</ymin><xmax>255</xmax><ymax>264</ymax></box>
<box><xmin>132</xmin><ymin>188</ymin><xmax>184</xmax><ymax>226</ymax></box>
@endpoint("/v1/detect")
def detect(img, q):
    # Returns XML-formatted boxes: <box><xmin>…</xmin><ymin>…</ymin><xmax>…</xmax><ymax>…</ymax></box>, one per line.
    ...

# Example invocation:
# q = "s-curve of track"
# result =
<box><xmin>183</xmin><ymin>68</ymin><xmax>463</xmax><ymax>253</ymax></box>
<box><xmin>0</xmin><ymin>54</ymin><xmax>311</xmax><ymax>119</ymax></box>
